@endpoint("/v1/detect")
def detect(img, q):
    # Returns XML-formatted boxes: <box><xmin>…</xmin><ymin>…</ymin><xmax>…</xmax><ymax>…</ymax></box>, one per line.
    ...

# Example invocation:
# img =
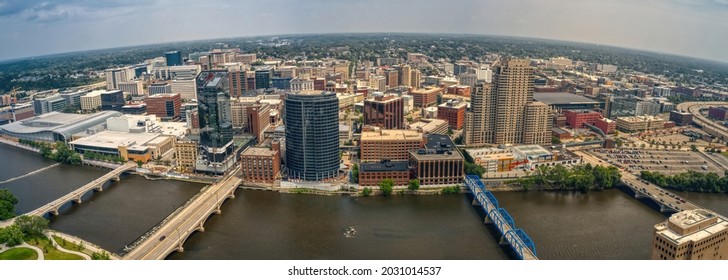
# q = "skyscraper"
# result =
<box><xmin>464</xmin><ymin>58</ymin><xmax>551</xmax><ymax>146</ymax></box>
<box><xmin>363</xmin><ymin>95</ymin><xmax>404</xmax><ymax>129</ymax></box>
<box><xmin>196</xmin><ymin>71</ymin><xmax>236</xmax><ymax>174</ymax></box>
<box><xmin>165</xmin><ymin>51</ymin><xmax>183</xmax><ymax>66</ymax></box>
<box><xmin>284</xmin><ymin>90</ymin><xmax>340</xmax><ymax>180</ymax></box>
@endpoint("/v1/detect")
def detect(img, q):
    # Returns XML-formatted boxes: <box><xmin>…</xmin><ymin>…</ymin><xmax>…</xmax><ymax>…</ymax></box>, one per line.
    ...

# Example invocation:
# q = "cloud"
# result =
<box><xmin>0</xmin><ymin>0</ymin><xmax>152</xmax><ymax>22</ymax></box>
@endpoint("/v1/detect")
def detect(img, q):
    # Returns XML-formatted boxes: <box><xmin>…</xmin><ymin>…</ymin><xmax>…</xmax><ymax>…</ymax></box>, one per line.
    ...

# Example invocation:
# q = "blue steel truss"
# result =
<box><xmin>465</xmin><ymin>175</ymin><xmax>538</xmax><ymax>260</ymax></box>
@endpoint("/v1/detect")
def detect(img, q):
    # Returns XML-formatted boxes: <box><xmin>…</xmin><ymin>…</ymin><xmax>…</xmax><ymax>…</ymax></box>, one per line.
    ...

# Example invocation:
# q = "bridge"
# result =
<box><xmin>464</xmin><ymin>175</ymin><xmax>538</xmax><ymax>260</ymax></box>
<box><xmin>24</xmin><ymin>161</ymin><xmax>137</xmax><ymax>217</ymax></box>
<box><xmin>575</xmin><ymin>150</ymin><xmax>700</xmax><ymax>213</ymax></box>
<box><xmin>122</xmin><ymin>167</ymin><xmax>242</xmax><ymax>260</ymax></box>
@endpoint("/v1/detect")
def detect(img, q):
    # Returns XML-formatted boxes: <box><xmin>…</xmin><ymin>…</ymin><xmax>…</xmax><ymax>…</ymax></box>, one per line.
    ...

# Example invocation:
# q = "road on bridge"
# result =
<box><xmin>123</xmin><ymin>167</ymin><xmax>242</xmax><ymax>260</ymax></box>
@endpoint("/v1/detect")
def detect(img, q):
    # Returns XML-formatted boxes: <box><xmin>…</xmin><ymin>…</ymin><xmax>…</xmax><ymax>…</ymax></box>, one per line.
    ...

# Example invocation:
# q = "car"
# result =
<box><xmin>159</xmin><ymin>236</ymin><xmax>166</xmax><ymax>241</ymax></box>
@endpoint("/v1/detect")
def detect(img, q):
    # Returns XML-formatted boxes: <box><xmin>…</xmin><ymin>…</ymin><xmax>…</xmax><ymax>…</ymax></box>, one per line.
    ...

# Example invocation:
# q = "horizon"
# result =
<box><xmin>1</xmin><ymin>0</ymin><xmax>728</xmax><ymax>63</ymax></box>
<box><xmin>2</xmin><ymin>32</ymin><xmax>728</xmax><ymax>67</ymax></box>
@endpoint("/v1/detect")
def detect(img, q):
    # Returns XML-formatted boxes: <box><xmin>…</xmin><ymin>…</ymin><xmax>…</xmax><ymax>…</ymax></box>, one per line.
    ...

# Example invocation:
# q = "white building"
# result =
<box><xmin>80</xmin><ymin>91</ymin><xmax>103</xmax><ymax>111</ymax></box>
<box><xmin>118</xmin><ymin>81</ymin><xmax>144</xmax><ymax>96</ymax></box>
<box><xmin>171</xmin><ymin>79</ymin><xmax>197</xmax><ymax>101</ymax></box>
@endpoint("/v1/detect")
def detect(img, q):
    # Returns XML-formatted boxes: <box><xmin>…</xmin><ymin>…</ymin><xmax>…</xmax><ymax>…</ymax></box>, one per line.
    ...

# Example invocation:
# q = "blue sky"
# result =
<box><xmin>1</xmin><ymin>0</ymin><xmax>727</xmax><ymax>62</ymax></box>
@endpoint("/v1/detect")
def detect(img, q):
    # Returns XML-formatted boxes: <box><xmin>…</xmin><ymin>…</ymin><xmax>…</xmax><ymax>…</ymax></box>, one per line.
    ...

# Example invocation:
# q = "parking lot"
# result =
<box><xmin>591</xmin><ymin>148</ymin><xmax>724</xmax><ymax>175</ymax></box>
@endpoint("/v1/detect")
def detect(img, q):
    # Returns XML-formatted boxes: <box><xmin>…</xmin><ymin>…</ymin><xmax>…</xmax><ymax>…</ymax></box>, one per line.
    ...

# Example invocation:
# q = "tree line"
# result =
<box><xmin>514</xmin><ymin>164</ymin><xmax>622</xmax><ymax>192</ymax></box>
<box><xmin>640</xmin><ymin>170</ymin><xmax>728</xmax><ymax>193</ymax></box>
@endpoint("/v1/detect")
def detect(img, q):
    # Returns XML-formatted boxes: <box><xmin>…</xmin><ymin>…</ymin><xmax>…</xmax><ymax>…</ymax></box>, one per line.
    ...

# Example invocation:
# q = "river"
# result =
<box><xmin>3</xmin><ymin>142</ymin><xmax>728</xmax><ymax>259</ymax></box>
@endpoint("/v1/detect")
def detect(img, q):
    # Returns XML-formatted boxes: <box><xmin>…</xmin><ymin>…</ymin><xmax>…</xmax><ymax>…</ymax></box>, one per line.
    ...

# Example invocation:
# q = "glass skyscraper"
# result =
<box><xmin>284</xmin><ymin>90</ymin><xmax>340</xmax><ymax>180</ymax></box>
<box><xmin>165</xmin><ymin>51</ymin><xmax>183</xmax><ymax>66</ymax></box>
<box><xmin>196</xmin><ymin>71</ymin><xmax>236</xmax><ymax>174</ymax></box>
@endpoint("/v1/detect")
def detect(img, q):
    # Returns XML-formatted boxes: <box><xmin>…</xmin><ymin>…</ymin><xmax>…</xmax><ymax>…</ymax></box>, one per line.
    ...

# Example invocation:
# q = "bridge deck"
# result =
<box><xmin>25</xmin><ymin>161</ymin><xmax>137</xmax><ymax>217</ymax></box>
<box><xmin>465</xmin><ymin>175</ymin><xmax>538</xmax><ymax>260</ymax></box>
<box><xmin>123</xmin><ymin>168</ymin><xmax>242</xmax><ymax>260</ymax></box>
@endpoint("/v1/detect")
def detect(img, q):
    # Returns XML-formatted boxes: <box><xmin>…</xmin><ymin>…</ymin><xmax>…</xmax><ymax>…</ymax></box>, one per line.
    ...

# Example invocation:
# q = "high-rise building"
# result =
<box><xmin>100</xmin><ymin>90</ymin><xmax>125</xmax><ymax>111</ymax></box>
<box><xmin>81</xmin><ymin>91</ymin><xmax>103</xmax><ymax>111</ymax></box>
<box><xmin>118</xmin><ymin>81</ymin><xmax>144</xmax><ymax>96</ymax></box>
<box><xmin>165</xmin><ymin>51</ymin><xmax>183</xmax><ymax>66</ymax></box>
<box><xmin>410</xmin><ymin>69</ymin><xmax>422</xmax><ymax>89</ymax></box>
<box><xmin>360</xmin><ymin>129</ymin><xmax>423</xmax><ymax>162</ymax></box>
<box><xmin>284</xmin><ymin>90</ymin><xmax>340</xmax><ymax>180</ymax></box>
<box><xmin>146</xmin><ymin>93</ymin><xmax>181</xmax><ymax>121</ymax></box>
<box><xmin>651</xmin><ymin>209</ymin><xmax>728</xmax><ymax>260</ymax></box>
<box><xmin>195</xmin><ymin>71</ymin><xmax>236</xmax><ymax>174</ymax></box>
<box><xmin>148</xmin><ymin>83</ymin><xmax>172</xmax><ymax>95</ymax></box>
<box><xmin>400</xmin><ymin>65</ymin><xmax>412</xmax><ymax>87</ymax></box>
<box><xmin>255</xmin><ymin>69</ymin><xmax>272</xmax><ymax>90</ymax></box>
<box><xmin>246</xmin><ymin>103</ymin><xmax>271</xmax><ymax>143</ymax></box>
<box><xmin>105</xmin><ymin>68</ymin><xmax>133</xmax><ymax>90</ymax></box>
<box><xmin>437</xmin><ymin>99</ymin><xmax>467</xmax><ymax>130</ymax></box>
<box><xmin>291</xmin><ymin>79</ymin><xmax>314</xmax><ymax>91</ymax></box>
<box><xmin>33</xmin><ymin>95</ymin><xmax>67</xmax><ymax>115</ymax></box>
<box><xmin>464</xmin><ymin>58</ymin><xmax>551</xmax><ymax>146</ymax></box>
<box><xmin>386</xmin><ymin>71</ymin><xmax>399</xmax><ymax>89</ymax></box>
<box><xmin>363</xmin><ymin>95</ymin><xmax>404</xmax><ymax>129</ymax></box>
<box><xmin>59</xmin><ymin>91</ymin><xmax>82</xmax><ymax>107</ymax></box>
<box><xmin>240</xmin><ymin>144</ymin><xmax>281</xmax><ymax>183</ymax></box>
<box><xmin>228</xmin><ymin>69</ymin><xmax>247</xmax><ymax>98</ymax></box>
<box><xmin>171</xmin><ymin>79</ymin><xmax>197</xmax><ymax>101</ymax></box>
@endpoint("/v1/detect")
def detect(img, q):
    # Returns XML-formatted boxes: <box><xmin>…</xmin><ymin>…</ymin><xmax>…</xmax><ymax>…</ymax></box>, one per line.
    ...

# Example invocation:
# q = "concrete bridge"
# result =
<box><xmin>465</xmin><ymin>175</ymin><xmax>538</xmax><ymax>260</ymax></box>
<box><xmin>122</xmin><ymin>167</ymin><xmax>242</xmax><ymax>260</ymax></box>
<box><xmin>576</xmin><ymin>150</ymin><xmax>701</xmax><ymax>214</ymax></box>
<box><xmin>24</xmin><ymin>161</ymin><xmax>137</xmax><ymax>217</ymax></box>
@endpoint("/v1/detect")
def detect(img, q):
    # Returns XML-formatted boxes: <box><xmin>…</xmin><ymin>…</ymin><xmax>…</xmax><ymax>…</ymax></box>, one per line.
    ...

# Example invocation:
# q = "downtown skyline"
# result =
<box><xmin>1</xmin><ymin>0</ymin><xmax>728</xmax><ymax>63</ymax></box>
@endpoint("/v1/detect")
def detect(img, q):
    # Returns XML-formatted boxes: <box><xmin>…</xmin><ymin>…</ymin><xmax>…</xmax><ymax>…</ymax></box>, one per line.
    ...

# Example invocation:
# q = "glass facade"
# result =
<box><xmin>285</xmin><ymin>91</ymin><xmax>340</xmax><ymax>180</ymax></box>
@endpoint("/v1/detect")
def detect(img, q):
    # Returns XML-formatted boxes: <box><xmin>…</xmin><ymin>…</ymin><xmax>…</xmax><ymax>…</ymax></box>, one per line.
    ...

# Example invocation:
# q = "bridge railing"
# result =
<box><xmin>465</xmin><ymin>175</ymin><xmax>538</xmax><ymax>260</ymax></box>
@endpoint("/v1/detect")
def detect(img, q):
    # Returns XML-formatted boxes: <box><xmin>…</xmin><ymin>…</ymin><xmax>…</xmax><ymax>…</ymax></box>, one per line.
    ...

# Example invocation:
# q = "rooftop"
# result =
<box><xmin>361</xmin><ymin>129</ymin><xmax>423</xmax><ymax>141</ymax></box>
<box><xmin>360</xmin><ymin>160</ymin><xmax>409</xmax><ymax>172</ymax></box>
<box><xmin>513</xmin><ymin>145</ymin><xmax>552</xmax><ymax>159</ymax></box>
<box><xmin>0</xmin><ymin>111</ymin><xmax>121</xmax><ymax>135</ymax></box>
<box><xmin>656</xmin><ymin>209</ymin><xmax>728</xmax><ymax>245</ymax></box>
<box><xmin>70</xmin><ymin>130</ymin><xmax>170</xmax><ymax>152</ymax></box>
<box><xmin>533</xmin><ymin>92</ymin><xmax>600</xmax><ymax>105</ymax></box>
<box><xmin>241</xmin><ymin>146</ymin><xmax>277</xmax><ymax>157</ymax></box>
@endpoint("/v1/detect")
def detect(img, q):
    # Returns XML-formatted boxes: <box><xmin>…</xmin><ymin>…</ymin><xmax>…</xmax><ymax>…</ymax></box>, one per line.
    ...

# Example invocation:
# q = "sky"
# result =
<box><xmin>1</xmin><ymin>0</ymin><xmax>728</xmax><ymax>62</ymax></box>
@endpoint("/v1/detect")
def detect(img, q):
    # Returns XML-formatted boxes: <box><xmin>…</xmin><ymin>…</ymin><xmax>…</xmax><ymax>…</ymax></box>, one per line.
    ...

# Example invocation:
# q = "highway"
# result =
<box><xmin>573</xmin><ymin>150</ymin><xmax>699</xmax><ymax>213</ymax></box>
<box><xmin>676</xmin><ymin>101</ymin><xmax>728</xmax><ymax>141</ymax></box>
<box><xmin>123</xmin><ymin>167</ymin><xmax>242</xmax><ymax>260</ymax></box>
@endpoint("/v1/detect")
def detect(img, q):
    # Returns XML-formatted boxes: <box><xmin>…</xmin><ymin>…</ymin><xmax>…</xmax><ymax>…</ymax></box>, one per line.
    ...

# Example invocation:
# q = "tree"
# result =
<box><xmin>136</xmin><ymin>160</ymin><xmax>143</xmax><ymax>168</ymax></box>
<box><xmin>465</xmin><ymin>162</ymin><xmax>485</xmax><ymax>177</ymax></box>
<box><xmin>91</xmin><ymin>251</ymin><xmax>111</xmax><ymax>260</ymax></box>
<box><xmin>351</xmin><ymin>164</ymin><xmax>359</xmax><ymax>183</ymax></box>
<box><xmin>408</xmin><ymin>179</ymin><xmax>420</xmax><ymax>191</ymax></box>
<box><xmin>378</xmin><ymin>179</ymin><xmax>394</xmax><ymax>196</ymax></box>
<box><xmin>361</xmin><ymin>187</ymin><xmax>372</xmax><ymax>196</ymax></box>
<box><xmin>0</xmin><ymin>225</ymin><xmax>24</xmax><ymax>247</ymax></box>
<box><xmin>0</xmin><ymin>189</ymin><xmax>18</xmax><ymax>220</ymax></box>
<box><xmin>14</xmin><ymin>215</ymin><xmax>49</xmax><ymax>238</ymax></box>
<box><xmin>690</xmin><ymin>144</ymin><xmax>698</xmax><ymax>152</ymax></box>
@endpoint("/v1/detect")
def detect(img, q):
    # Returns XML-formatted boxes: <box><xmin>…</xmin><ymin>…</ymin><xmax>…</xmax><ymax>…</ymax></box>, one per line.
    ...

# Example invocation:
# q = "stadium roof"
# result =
<box><xmin>533</xmin><ymin>92</ymin><xmax>599</xmax><ymax>105</ymax></box>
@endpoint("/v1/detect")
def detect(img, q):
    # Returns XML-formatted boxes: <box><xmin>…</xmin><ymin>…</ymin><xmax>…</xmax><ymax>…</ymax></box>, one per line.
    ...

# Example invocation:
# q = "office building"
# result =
<box><xmin>594</xmin><ymin>118</ymin><xmax>616</xmax><ymax>134</ymax></box>
<box><xmin>146</xmin><ymin>93</ymin><xmax>181</xmax><ymax>121</ymax></box>
<box><xmin>616</xmin><ymin>116</ymin><xmax>666</xmax><ymax>132</ymax></box>
<box><xmin>148</xmin><ymin>83</ymin><xmax>172</xmax><ymax>95</ymax></box>
<box><xmin>196</xmin><ymin>71</ymin><xmax>236</xmax><ymax>174</ymax></box>
<box><xmin>651</xmin><ymin>209</ymin><xmax>728</xmax><ymax>260</ymax></box>
<box><xmin>246</xmin><ymin>103</ymin><xmax>271</xmax><ymax>143</ymax></box>
<box><xmin>105</xmin><ymin>68</ymin><xmax>133</xmax><ymax>90</ymax></box>
<box><xmin>271</xmin><ymin>77</ymin><xmax>292</xmax><ymax>90</ymax></box>
<box><xmin>255</xmin><ymin>69</ymin><xmax>272</xmax><ymax>90</ymax></box>
<box><xmin>284</xmin><ymin>90</ymin><xmax>340</xmax><ymax>180</ymax></box>
<box><xmin>240</xmin><ymin>144</ymin><xmax>281</xmax><ymax>183</ymax></box>
<box><xmin>100</xmin><ymin>90</ymin><xmax>125</xmax><ymax>111</ymax></box>
<box><xmin>386</xmin><ymin>70</ymin><xmax>399</xmax><ymax>88</ymax></box>
<box><xmin>118</xmin><ymin>81</ymin><xmax>144</xmax><ymax>96</ymax></box>
<box><xmin>175</xmin><ymin>139</ymin><xmax>198</xmax><ymax>172</ymax></box>
<box><xmin>563</xmin><ymin>110</ymin><xmax>603</xmax><ymax>129</ymax></box>
<box><xmin>360</xmin><ymin>129</ymin><xmax>423</xmax><ymax>162</ymax></box>
<box><xmin>81</xmin><ymin>91</ymin><xmax>103</xmax><ymax>111</ymax></box>
<box><xmin>59</xmin><ymin>91</ymin><xmax>83</xmax><ymax>107</ymax></box>
<box><xmin>399</xmin><ymin>65</ymin><xmax>412</xmax><ymax>87</ymax></box>
<box><xmin>464</xmin><ymin>58</ymin><xmax>551</xmax><ymax>146</ymax></box>
<box><xmin>364</xmin><ymin>95</ymin><xmax>404</xmax><ymax>129</ymax></box>
<box><xmin>171</xmin><ymin>79</ymin><xmax>198</xmax><ymax>101</ymax></box>
<box><xmin>291</xmin><ymin>79</ymin><xmax>314</xmax><ymax>91</ymax></box>
<box><xmin>709</xmin><ymin>107</ymin><xmax>728</xmax><ymax>120</ymax></box>
<box><xmin>165</xmin><ymin>51</ymin><xmax>183</xmax><ymax>66</ymax></box>
<box><xmin>653</xmin><ymin>86</ymin><xmax>672</xmax><ymax>97</ymax></box>
<box><xmin>121</xmin><ymin>104</ymin><xmax>147</xmax><ymax>115</ymax></box>
<box><xmin>410</xmin><ymin>134</ymin><xmax>464</xmax><ymax>186</ymax></box>
<box><xmin>408</xmin><ymin>118</ymin><xmax>448</xmax><ymax>135</ymax></box>
<box><xmin>33</xmin><ymin>95</ymin><xmax>67</xmax><ymax>115</ymax></box>
<box><xmin>359</xmin><ymin>160</ymin><xmax>410</xmax><ymax>187</ymax></box>
<box><xmin>670</xmin><ymin>110</ymin><xmax>693</xmax><ymax>126</ymax></box>
<box><xmin>437</xmin><ymin>99</ymin><xmax>467</xmax><ymax>130</ymax></box>
<box><xmin>410</xmin><ymin>87</ymin><xmax>441</xmax><ymax>108</ymax></box>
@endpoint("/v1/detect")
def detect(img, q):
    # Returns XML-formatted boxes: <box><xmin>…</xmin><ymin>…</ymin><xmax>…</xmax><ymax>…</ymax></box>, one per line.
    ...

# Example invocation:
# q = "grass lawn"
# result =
<box><xmin>0</xmin><ymin>248</ymin><xmax>38</xmax><ymax>260</ymax></box>
<box><xmin>52</xmin><ymin>236</ymin><xmax>93</xmax><ymax>256</ymax></box>
<box><xmin>26</xmin><ymin>236</ymin><xmax>84</xmax><ymax>260</ymax></box>
<box><xmin>722</xmin><ymin>152</ymin><xmax>728</xmax><ymax>158</ymax></box>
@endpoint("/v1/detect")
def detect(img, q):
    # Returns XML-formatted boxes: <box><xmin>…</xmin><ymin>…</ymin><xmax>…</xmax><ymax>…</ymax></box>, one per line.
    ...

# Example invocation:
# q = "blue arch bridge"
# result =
<box><xmin>465</xmin><ymin>175</ymin><xmax>538</xmax><ymax>260</ymax></box>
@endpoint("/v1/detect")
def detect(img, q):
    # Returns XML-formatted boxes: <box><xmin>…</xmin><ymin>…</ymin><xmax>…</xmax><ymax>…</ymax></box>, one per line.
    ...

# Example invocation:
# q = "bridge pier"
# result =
<box><xmin>484</xmin><ymin>215</ymin><xmax>493</xmax><ymax>224</ymax></box>
<box><xmin>50</xmin><ymin>208</ymin><xmax>60</xmax><ymax>216</ymax></box>
<box><xmin>94</xmin><ymin>183</ymin><xmax>104</xmax><ymax>192</ymax></box>
<box><xmin>498</xmin><ymin>236</ymin><xmax>508</xmax><ymax>245</ymax></box>
<box><xmin>175</xmin><ymin>243</ymin><xmax>184</xmax><ymax>253</ymax></box>
<box><xmin>214</xmin><ymin>204</ymin><xmax>222</xmax><ymax>215</ymax></box>
<box><xmin>197</xmin><ymin>221</ymin><xmax>205</xmax><ymax>232</ymax></box>
<box><xmin>73</xmin><ymin>195</ymin><xmax>82</xmax><ymax>204</ymax></box>
<box><xmin>472</xmin><ymin>198</ymin><xmax>481</xmax><ymax>207</ymax></box>
<box><xmin>111</xmin><ymin>175</ymin><xmax>120</xmax><ymax>182</ymax></box>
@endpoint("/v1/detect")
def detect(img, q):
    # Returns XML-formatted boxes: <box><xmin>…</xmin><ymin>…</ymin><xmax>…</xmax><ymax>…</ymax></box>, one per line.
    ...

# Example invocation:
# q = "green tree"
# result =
<box><xmin>351</xmin><ymin>164</ymin><xmax>359</xmax><ymax>183</ymax></box>
<box><xmin>0</xmin><ymin>189</ymin><xmax>18</xmax><ymax>220</ymax></box>
<box><xmin>0</xmin><ymin>225</ymin><xmax>24</xmax><ymax>247</ymax></box>
<box><xmin>378</xmin><ymin>179</ymin><xmax>394</xmax><ymax>196</ymax></box>
<box><xmin>464</xmin><ymin>162</ymin><xmax>485</xmax><ymax>177</ymax></box>
<box><xmin>408</xmin><ymin>179</ymin><xmax>420</xmax><ymax>191</ymax></box>
<box><xmin>14</xmin><ymin>215</ymin><xmax>49</xmax><ymax>238</ymax></box>
<box><xmin>690</xmin><ymin>144</ymin><xmax>698</xmax><ymax>152</ymax></box>
<box><xmin>136</xmin><ymin>160</ymin><xmax>143</xmax><ymax>168</ymax></box>
<box><xmin>91</xmin><ymin>251</ymin><xmax>111</xmax><ymax>260</ymax></box>
<box><xmin>361</xmin><ymin>187</ymin><xmax>372</xmax><ymax>196</ymax></box>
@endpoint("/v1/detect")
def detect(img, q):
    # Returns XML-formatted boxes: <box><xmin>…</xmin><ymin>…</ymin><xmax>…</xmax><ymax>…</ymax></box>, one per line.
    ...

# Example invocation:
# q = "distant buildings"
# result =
<box><xmin>100</xmin><ymin>90</ymin><xmax>125</xmax><ymax>111</ymax></box>
<box><xmin>410</xmin><ymin>87</ymin><xmax>441</xmax><ymax>108</ymax></box>
<box><xmin>563</xmin><ymin>110</ymin><xmax>603</xmax><ymax>129</ymax></box>
<box><xmin>651</xmin><ymin>209</ymin><xmax>728</xmax><ymax>260</ymax></box>
<box><xmin>148</xmin><ymin>83</ymin><xmax>172</xmax><ymax>95</ymax></box>
<box><xmin>118</xmin><ymin>81</ymin><xmax>144</xmax><ymax>96</ymax></box>
<box><xmin>708</xmin><ymin>107</ymin><xmax>728</xmax><ymax>121</ymax></box>
<box><xmin>33</xmin><ymin>95</ymin><xmax>66</xmax><ymax>115</ymax></box>
<box><xmin>81</xmin><ymin>91</ymin><xmax>103</xmax><ymax>111</ymax></box>
<box><xmin>284</xmin><ymin>90</ymin><xmax>340</xmax><ymax>180</ymax></box>
<box><xmin>165</xmin><ymin>51</ymin><xmax>183</xmax><ymax>66</ymax></box>
<box><xmin>616</xmin><ymin>115</ymin><xmax>666</xmax><ymax>132</ymax></box>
